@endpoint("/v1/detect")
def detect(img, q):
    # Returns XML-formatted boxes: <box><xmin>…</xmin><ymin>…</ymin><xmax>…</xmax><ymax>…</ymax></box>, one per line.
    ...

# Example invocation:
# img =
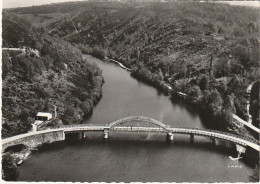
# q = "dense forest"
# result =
<box><xmin>2</xmin><ymin>1</ymin><xmax>259</xmax><ymax>181</ymax></box>
<box><xmin>2</xmin><ymin>13</ymin><xmax>104</xmax><ymax>138</ymax></box>
<box><xmin>10</xmin><ymin>1</ymin><xmax>259</xmax><ymax>135</ymax></box>
<box><xmin>250</xmin><ymin>81</ymin><xmax>259</xmax><ymax>128</ymax></box>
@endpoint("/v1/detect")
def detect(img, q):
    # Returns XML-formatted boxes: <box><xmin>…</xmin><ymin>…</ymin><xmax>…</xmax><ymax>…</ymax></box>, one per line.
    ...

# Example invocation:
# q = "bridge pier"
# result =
<box><xmin>227</xmin><ymin>142</ymin><xmax>233</xmax><ymax>148</ymax></box>
<box><xmin>77</xmin><ymin>132</ymin><xmax>87</xmax><ymax>140</ymax></box>
<box><xmin>103</xmin><ymin>130</ymin><xmax>109</xmax><ymax>139</ymax></box>
<box><xmin>77</xmin><ymin>132</ymin><xmax>83</xmax><ymax>140</ymax></box>
<box><xmin>210</xmin><ymin>138</ymin><xmax>216</xmax><ymax>145</ymax></box>
<box><xmin>236</xmin><ymin>144</ymin><xmax>246</xmax><ymax>154</ymax></box>
<box><xmin>82</xmin><ymin>132</ymin><xmax>87</xmax><ymax>138</ymax></box>
<box><xmin>62</xmin><ymin>131</ymin><xmax>65</xmax><ymax>140</ymax></box>
<box><xmin>167</xmin><ymin>132</ymin><xmax>174</xmax><ymax>141</ymax></box>
<box><xmin>190</xmin><ymin>134</ymin><xmax>194</xmax><ymax>143</ymax></box>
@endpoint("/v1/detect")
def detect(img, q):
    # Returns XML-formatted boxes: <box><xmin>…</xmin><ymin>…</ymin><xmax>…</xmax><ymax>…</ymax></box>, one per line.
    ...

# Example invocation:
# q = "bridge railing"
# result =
<box><xmin>56</xmin><ymin>124</ymin><xmax>110</xmax><ymax>128</ymax></box>
<box><xmin>110</xmin><ymin>126</ymin><xmax>166</xmax><ymax>132</ymax></box>
<box><xmin>171</xmin><ymin>127</ymin><xmax>259</xmax><ymax>145</ymax></box>
<box><xmin>50</xmin><ymin>124</ymin><xmax>259</xmax><ymax>145</ymax></box>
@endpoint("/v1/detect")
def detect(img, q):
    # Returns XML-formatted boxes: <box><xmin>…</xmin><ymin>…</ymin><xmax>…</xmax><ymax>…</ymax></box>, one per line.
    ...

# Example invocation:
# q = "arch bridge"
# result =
<box><xmin>2</xmin><ymin>116</ymin><xmax>260</xmax><ymax>153</ymax></box>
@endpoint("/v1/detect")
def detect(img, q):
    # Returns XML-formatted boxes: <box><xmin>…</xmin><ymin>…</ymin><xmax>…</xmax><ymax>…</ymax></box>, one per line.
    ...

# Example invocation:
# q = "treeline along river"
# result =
<box><xmin>16</xmin><ymin>55</ymin><xmax>255</xmax><ymax>182</ymax></box>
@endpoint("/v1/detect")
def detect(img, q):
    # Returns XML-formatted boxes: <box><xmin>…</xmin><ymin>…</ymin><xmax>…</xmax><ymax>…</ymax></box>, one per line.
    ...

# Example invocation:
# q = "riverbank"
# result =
<box><xmin>75</xmin><ymin>39</ymin><xmax>255</xmax><ymax>137</ymax></box>
<box><xmin>2</xmin><ymin>15</ymin><xmax>105</xmax><ymax>180</ymax></box>
<box><xmin>98</xmin><ymin>55</ymin><xmax>258</xmax><ymax>140</ymax></box>
<box><xmin>2</xmin><ymin>148</ymin><xmax>31</xmax><ymax>181</ymax></box>
<box><xmin>52</xmin><ymin>1</ymin><xmax>258</xmax><ymax>138</ymax></box>
<box><xmin>107</xmin><ymin>58</ymin><xmax>131</xmax><ymax>71</ymax></box>
<box><xmin>76</xmin><ymin>46</ymin><xmax>258</xmax><ymax>141</ymax></box>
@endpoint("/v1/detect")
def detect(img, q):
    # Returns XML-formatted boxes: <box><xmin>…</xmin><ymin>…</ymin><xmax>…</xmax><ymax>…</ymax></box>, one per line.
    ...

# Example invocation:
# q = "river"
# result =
<box><xmin>16</xmin><ymin>55</ymin><xmax>254</xmax><ymax>182</ymax></box>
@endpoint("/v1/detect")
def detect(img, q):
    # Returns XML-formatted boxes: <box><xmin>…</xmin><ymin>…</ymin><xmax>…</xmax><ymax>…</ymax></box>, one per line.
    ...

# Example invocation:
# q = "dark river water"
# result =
<box><xmin>17</xmin><ymin>55</ymin><xmax>254</xmax><ymax>182</ymax></box>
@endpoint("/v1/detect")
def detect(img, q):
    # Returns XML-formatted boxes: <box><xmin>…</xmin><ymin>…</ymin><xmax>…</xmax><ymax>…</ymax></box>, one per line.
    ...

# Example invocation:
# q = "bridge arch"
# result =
<box><xmin>3</xmin><ymin>144</ymin><xmax>28</xmax><ymax>153</ymax></box>
<box><xmin>109</xmin><ymin>116</ymin><xmax>168</xmax><ymax>129</ymax></box>
<box><xmin>2</xmin><ymin>130</ymin><xmax>65</xmax><ymax>152</ymax></box>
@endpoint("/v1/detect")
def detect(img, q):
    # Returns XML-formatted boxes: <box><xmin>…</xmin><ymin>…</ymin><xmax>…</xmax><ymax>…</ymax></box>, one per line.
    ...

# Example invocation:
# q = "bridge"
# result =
<box><xmin>232</xmin><ymin>114</ymin><xmax>260</xmax><ymax>133</ymax></box>
<box><xmin>2</xmin><ymin>116</ymin><xmax>260</xmax><ymax>153</ymax></box>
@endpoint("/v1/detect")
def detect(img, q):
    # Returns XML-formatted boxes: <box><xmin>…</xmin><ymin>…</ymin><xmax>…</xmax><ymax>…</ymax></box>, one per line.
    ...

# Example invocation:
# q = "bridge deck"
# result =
<box><xmin>2</xmin><ymin>125</ymin><xmax>259</xmax><ymax>152</ymax></box>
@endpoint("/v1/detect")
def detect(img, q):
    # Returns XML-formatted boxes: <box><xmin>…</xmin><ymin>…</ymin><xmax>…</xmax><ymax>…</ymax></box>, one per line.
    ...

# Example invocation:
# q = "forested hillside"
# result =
<box><xmin>250</xmin><ymin>81</ymin><xmax>259</xmax><ymax>128</ymax></box>
<box><xmin>5</xmin><ymin>1</ymin><xmax>260</xmax><ymax>135</ymax></box>
<box><xmin>2</xmin><ymin>2</ymin><xmax>259</xmax><ymax>182</ymax></box>
<box><xmin>2</xmin><ymin>13</ymin><xmax>104</xmax><ymax>138</ymax></box>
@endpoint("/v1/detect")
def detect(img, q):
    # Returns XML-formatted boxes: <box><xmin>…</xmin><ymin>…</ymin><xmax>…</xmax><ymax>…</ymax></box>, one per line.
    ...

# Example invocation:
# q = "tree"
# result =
<box><xmin>216</xmin><ymin>80</ymin><xmax>227</xmax><ymax>95</ymax></box>
<box><xmin>190</xmin><ymin>85</ymin><xmax>202</xmax><ymax>100</ymax></box>
<box><xmin>19</xmin><ymin>109</ymin><xmax>30</xmax><ymax>122</ymax></box>
<box><xmin>222</xmin><ymin>95</ymin><xmax>236</xmax><ymax>127</ymax></box>
<box><xmin>250</xmin><ymin>81</ymin><xmax>259</xmax><ymax>128</ymax></box>
<box><xmin>202</xmin><ymin>89</ymin><xmax>223</xmax><ymax>117</ymax></box>
<box><xmin>61</xmin><ymin>105</ymin><xmax>76</xmax><ymax>125</ymax></box>
<box><xmin>2</xmin><ymin>153</ymin><xmax>17</xmax><ymax>181</ymax></box>
<box><xmin>2</xmin><ymin>52</ymin><xmax>12</xmax><ymax>79</ymax></box>
<box><xmin>199</xmin><ymin>75</ymin><xmax>210</xmax><ymax>91</ymax></box>
<box><xmin>227</xmin><ymin>75</ymin><xmax>242</xmax><ymax>95</ymax></box>
<box><xmin>215</xmin><ymin>58</ymin><xmax>231</xmax><ymax>77</ymax></box>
